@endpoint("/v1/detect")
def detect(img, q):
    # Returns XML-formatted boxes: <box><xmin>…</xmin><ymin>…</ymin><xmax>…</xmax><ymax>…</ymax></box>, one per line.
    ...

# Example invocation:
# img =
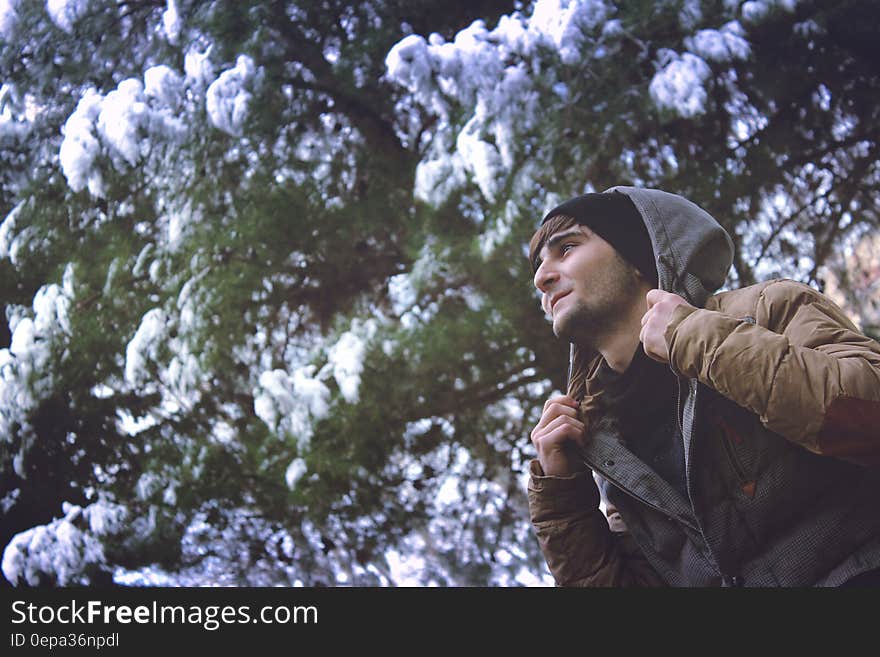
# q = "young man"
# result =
<box><xmin>527</xmin><ymin>187</ymin><xmax>880</xmax><ymax>586</ymax></box>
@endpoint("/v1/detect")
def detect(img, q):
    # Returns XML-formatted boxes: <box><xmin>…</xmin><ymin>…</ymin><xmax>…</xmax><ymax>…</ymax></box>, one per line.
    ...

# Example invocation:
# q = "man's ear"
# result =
<box><xmin>629</xmin><ymin>261</ymin><xmax>647</xmax><ymax>284</ymax></box>
<box><xmin>629</xmin><ymin>264</ymin><xmax>655</xmax><ymax>306</ymax></box>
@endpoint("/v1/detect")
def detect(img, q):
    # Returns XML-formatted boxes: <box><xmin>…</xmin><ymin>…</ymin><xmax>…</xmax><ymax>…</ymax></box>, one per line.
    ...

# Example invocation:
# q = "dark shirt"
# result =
<box><xmin>593</xmin><ymin>345</ymin><xmax>689</xmax><ymax>500</ymax></box>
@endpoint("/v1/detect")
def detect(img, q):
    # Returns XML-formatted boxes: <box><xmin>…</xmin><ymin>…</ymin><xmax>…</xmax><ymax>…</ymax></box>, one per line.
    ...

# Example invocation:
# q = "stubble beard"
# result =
<box><xmin>552</xmin><ymin>257</ymin><xmax>641</xmax><ymax>350</ymax></box>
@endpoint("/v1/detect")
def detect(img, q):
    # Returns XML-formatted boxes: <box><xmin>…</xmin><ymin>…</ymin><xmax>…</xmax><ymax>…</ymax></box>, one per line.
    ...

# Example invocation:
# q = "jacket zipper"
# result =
<box><xmin>675</xmin><ymin>378</ymin><xmax>684</xmax><ymax>437</ymax></box>
<box><xmin>681</xmin><ymin>381</ymin><xmax>741</xmax><ymax>585</ymax></box>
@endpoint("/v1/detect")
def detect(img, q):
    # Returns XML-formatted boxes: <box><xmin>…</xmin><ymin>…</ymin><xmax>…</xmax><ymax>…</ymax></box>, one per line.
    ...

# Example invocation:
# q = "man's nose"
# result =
<box><xmin>533</xmin><ymin>261</ymin><xmax>559</xmax><ymax>293</ymax></box>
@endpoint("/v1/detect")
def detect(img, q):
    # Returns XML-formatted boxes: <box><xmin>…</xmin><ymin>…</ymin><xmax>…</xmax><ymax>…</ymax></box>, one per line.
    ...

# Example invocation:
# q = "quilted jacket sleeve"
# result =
<box><xmin>665</xmin><ymin>280</ymin><xmax>880</xmax><ymax>466</ymax></box>
<box><xmin>527</xmin><ymin>459</ymin><xmax>665</xmax><ymax>586</ymax></box>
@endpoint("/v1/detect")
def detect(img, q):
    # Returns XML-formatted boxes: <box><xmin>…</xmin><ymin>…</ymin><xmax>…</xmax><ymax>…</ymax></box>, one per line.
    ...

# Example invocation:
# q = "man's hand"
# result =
<box><xmin>530</xmin><ymin>395</ymin><xmax>588</xmax><ymax>476</ymax></box>
<box><xmin>640</xmin><ymin>289</ymin><xmax>693</xmax><ymax>364</ymax></box>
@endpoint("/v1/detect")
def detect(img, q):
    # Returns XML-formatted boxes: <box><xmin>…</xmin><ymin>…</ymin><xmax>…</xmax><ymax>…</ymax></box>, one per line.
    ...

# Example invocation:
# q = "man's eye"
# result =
<box><xmin>561</xmin><ymin>243</ymin><xmax>575</xmax><ymax>255</ymax></box>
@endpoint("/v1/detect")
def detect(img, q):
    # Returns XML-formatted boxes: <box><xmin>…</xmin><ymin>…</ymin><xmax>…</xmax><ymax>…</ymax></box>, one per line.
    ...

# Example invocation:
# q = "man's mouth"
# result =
<box><xmin>550</xmin><ymin>291</ymin><xmax>571</xmax><ymax>313</ymax></box>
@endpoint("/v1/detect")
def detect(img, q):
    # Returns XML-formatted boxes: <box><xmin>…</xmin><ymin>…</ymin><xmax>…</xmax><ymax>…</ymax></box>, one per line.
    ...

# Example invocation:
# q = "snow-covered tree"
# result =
<box><xmin>1</xmin><ymin>0</ymin><xmax>877</xmax><ymax>586</ymax></box>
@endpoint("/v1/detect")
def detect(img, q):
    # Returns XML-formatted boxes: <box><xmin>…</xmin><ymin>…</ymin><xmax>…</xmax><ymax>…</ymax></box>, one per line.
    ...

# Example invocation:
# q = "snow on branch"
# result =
<box><xmin>1</xmin><ymin>499</ymin><xmax>127</xmax><ymax>586</ymax></box>
<box><xmin>0</xmin><ymin>266</ymin><xmax>75</xmax><ymax>449</ymax></box>
<box><xmin>59</xmin><ymin>70</ymin><xmax>187</xmax><ymax>197</ymax></box>
<box><xmin>206</xmin><ymin>55</ymin><xmax>261</xmax><ymax>137</ymax></box>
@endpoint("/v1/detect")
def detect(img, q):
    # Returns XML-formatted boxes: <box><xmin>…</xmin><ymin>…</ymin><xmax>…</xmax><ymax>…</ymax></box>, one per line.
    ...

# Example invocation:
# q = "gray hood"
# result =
<box><xmin>566</xmin><ymin>186</ymin><xmax>734</xmax><ymax>399</ymax></box>
<box><xmin>604</xmin><ymin>186</ymin><xmax>734</xmax><ymax>307</ymax></box>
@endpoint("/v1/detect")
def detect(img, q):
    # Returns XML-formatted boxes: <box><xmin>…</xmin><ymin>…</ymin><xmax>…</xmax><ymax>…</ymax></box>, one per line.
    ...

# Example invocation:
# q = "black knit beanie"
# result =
<box><xmin>540</xmin><ymin>191</ymin><xmax>658</xmax><ymax>287</ymax></box>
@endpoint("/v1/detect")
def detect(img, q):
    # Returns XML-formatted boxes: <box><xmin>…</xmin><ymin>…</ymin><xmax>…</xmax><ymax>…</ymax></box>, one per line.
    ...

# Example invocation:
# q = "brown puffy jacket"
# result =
<box><xmin>528</xmin><ymin>279</ymin><xmax>880</xmax><ymax>586</ymax></box>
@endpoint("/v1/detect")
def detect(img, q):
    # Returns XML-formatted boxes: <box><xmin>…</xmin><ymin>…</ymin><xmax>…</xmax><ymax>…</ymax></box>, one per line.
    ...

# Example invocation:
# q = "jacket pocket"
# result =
<box><xmin>716</xmin><ymin>416</ymin><xmax>757</xmax><ymax>499</ymax></box>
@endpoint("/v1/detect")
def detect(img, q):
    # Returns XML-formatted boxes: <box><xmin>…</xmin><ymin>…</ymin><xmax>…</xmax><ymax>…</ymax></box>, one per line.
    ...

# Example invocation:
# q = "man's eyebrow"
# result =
<box><xmin>544</xmin><ymin>228</ymin><xmax>585</xmax><ymax>253</ymax></box>
<box><xmin>533</xmin><ymin>228</ymin><xmax>586</xmax><ymax>272</ymax></box>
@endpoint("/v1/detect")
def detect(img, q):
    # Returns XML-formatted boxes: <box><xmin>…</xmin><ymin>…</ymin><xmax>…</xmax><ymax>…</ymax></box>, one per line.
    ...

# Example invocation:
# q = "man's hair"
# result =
<box><xmin>529</xmin><ymin>214</ymin><xmax>578</xmax><ymax>274</ymax></box>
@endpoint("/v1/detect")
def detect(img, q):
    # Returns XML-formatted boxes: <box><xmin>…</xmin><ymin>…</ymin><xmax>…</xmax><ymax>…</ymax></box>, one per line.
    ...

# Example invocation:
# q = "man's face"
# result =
<box><xmin>533</xmin><ymin>225</ymin><xmax>640</xmax><ymax>345</ymax></box>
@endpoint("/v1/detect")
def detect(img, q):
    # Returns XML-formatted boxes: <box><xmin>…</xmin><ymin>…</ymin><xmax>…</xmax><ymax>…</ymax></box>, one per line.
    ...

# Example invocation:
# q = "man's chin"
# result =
<box><xmin>553</xmin><ymin>306</ymin><xmax>603</xmax><ymax>346</ymax></box>
<box><xmin>552</xmin><ymin>315</ymin><xmax>573</xmax><ymax>341</ymax></box>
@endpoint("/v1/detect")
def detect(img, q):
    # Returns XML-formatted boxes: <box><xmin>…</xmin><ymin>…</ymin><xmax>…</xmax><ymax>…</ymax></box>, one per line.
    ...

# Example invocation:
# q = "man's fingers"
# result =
<box><xmin>532</xmin><ymin>407</ymin><xmax>583</xmax><ymax>441</ymax></box>
<box><xmin>533</xmin><ymin>414</ymin><xmax>583</xmax><ymax>443</ymax></box>
<box><xmin>533</xmin><ymin>414</ymin><xmax>586</xmax><ymax>447</ymax></box>
<box><xmin>533</xmin><ymin>403</ymin><xmax>578</xmax><ymax>435</ymax></box>
<box><xmin>543</xmin><ymin>413</ymin><xmax>585</xmax><ymax>438</ymax></box>
<box><xmin>640</xmin><ymin>322</ymin><xmax>653</xmax><ymax>352</ymax></box>
<box><xmin>646</xmin><ymin>288</ymin><xmax>665</xmax><ymax>308</ymax></box>
<box><xmin>542</xmin><ymin>395</ymin><xmax>578</xmax><ymax>413</ymax></box>
<box><xmin>643</xmin><ymin>346</ymin><xmax>665</xmax><ymax>363</ymax></box>
<box><xmin>534</xmin><ymin>422</ymin><xmax>587</xmax><ymax>456</ymax></box>
<box><xmin>531</xmin><ymin>397</ymin><xmax>589</xmax><ymax>477</ymax></box>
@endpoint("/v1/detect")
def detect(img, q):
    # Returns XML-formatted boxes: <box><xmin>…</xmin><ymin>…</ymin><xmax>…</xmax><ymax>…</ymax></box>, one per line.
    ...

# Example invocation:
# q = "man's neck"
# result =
<box><xmin>595</xmin><ymin>292</ymin><xmax>649</xmax><ymax>373</ymax></box>
<box><xmin>599</xmin><ymin>328</ymin><xmax>642</xmax><ymax>373</ymax></box>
